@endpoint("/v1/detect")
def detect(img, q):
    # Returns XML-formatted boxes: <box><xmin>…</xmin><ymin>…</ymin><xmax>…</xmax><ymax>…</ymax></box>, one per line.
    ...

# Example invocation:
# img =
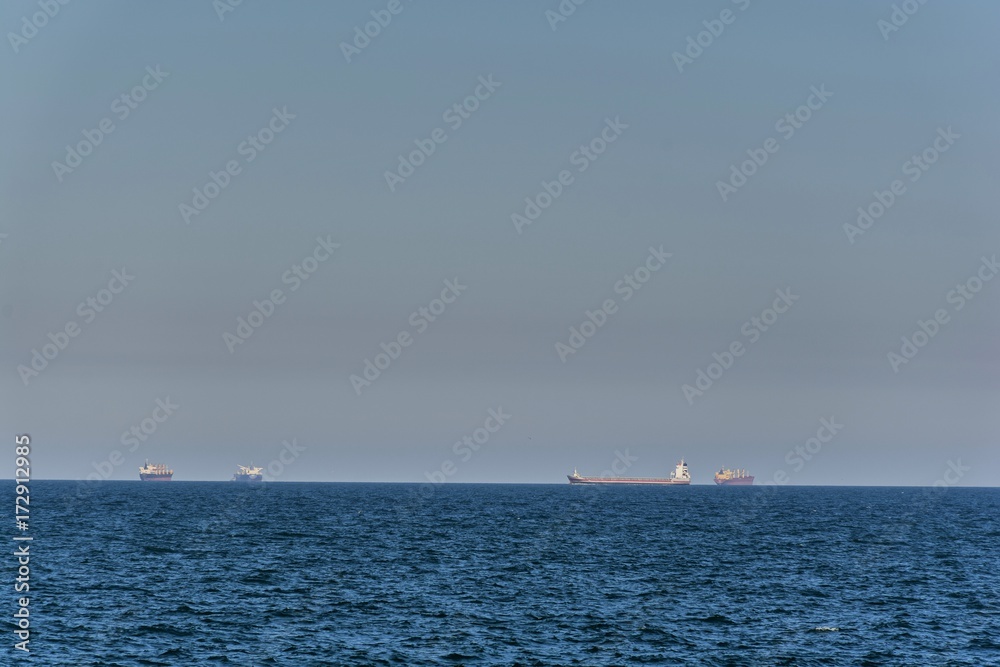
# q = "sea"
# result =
<box><xmin>15</xmin><ymin>481</ymin><xmax>1000</xmax><ymax>666</ymax></box>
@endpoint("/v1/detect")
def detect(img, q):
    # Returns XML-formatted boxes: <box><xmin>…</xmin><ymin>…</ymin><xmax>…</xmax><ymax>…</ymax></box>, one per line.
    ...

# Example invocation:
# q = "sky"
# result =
<box><xmin>1</xmin><ymin>1</ymin><xmax>997</xmax><ymax>485</ymax></box>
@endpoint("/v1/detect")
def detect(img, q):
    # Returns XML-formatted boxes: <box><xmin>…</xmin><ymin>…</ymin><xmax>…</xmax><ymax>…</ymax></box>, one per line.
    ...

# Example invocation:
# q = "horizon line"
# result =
<box><xmin>11</xmin><ymin>479</ymin><xmax>999</xmax><ymax>488</ymax></box>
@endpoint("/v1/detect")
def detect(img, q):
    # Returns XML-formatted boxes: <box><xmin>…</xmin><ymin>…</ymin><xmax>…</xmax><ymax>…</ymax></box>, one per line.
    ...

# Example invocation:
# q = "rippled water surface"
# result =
<box><xmin>23</xmin><ymin>481</ymin><xmax>1000</xmax><ymax>665</ymax></box>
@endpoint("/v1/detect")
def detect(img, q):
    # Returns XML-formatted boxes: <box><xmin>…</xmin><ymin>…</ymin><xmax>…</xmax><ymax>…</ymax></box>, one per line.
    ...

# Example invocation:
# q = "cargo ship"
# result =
<box><xmin>714</xmin><ymin>468</ymin><xmax>754</xmax><ymax>485</ymax></box>
<box><xmin>231</xmin><ymin>464</ymin><xmax>263</xmax><ymax>483</ymax></box>
<box><xmin>139</xmin><ymin>460</ymin><xmax>173</xmax><ymax>481</ymax></box>
<box><xmin>568</xmin><ymin>459</ymin><xmax>691</xmax><ymax>485</ymax></box>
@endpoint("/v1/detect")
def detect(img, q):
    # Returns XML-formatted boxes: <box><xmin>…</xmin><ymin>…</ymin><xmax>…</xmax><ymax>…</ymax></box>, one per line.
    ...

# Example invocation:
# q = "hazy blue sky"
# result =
<box><xmin>2</xmin><ymin>1</ymin><xmax>997</xmax><ymax>484</ymax></box>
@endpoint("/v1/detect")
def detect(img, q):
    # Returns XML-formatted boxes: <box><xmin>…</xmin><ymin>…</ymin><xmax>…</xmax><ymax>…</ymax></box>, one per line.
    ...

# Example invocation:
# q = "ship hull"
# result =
<box><xmin>139</xmin><ymin>474</ymin><xmax>172</xmax><ymax>481</ymax></box>
<box><xmin>715</xmin><ymin>477</ymin><xmax>754</xmax><ymax>485</ymax></box>
<box><xmin>232</xmin><ymin>475</ymin><xmax>263</xmax><ymax>483</ymax></box>
<box><xmin>568</xmin><ymin>476</ymin><xmax>690</xmax><ymax>485</ymax></box>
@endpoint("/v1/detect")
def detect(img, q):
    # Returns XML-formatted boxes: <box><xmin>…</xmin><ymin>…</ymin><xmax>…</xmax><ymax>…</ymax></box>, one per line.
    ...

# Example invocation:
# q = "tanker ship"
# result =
<box><xmin>568</xmin><ymin>459</ymin><xmax>691</xmax><ymax>485</ymax></box>
<box><xmin>714</xmin><ymin>468</ymin><xmax>754</xmax><ymax>485</ymax></box>
<box><xmin>231</xmin><ymin>464</ymin><xmax>263</xmax><ymax>483</ymax></box>
<box><xmin>139</xmin><ymin>460</ymin><xmax>173</xmax><ymax>481</ymax></box>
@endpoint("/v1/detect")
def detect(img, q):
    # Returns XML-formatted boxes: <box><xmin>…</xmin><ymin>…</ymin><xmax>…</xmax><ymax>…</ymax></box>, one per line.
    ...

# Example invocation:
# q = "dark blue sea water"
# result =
<box><xmin>17</xmin><ymin>482</ymin><xmax>1000</xmax><ymax>665</ymax></box>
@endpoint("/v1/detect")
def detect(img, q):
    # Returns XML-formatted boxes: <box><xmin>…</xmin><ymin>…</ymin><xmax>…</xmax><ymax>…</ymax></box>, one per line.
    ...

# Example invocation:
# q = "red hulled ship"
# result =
<box><xmin>714</xmin><ymin>468</ymin><xmax>753</xmax><ymax>485</ymax></box>
<box><xmin>567</xmin><ymin>459</ymin><xmax>691</xmax><ymax>485</ymax></box>
<box><xmin>139</xmin><ymin>460</ymin><xmax>173</xmax><ymax>481</ymax></box>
